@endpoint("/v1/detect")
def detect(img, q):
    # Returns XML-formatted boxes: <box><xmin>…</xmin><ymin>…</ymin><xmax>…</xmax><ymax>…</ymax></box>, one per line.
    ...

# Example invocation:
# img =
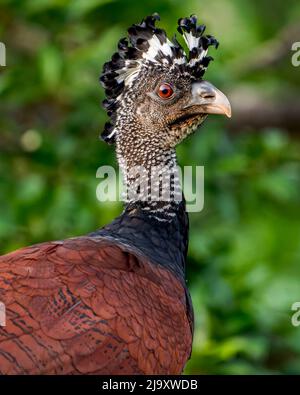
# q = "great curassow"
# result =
<box><xmin>0</xmin><ymin>14</ymin><xmax>231</xmax><ymax>374</ymax></box>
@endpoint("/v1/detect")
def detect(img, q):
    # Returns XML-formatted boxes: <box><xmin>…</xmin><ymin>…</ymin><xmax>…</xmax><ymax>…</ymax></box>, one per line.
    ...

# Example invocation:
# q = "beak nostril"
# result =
<box><xmin>199</xmin><ymin>89</ymin><xmax>216</xmax><ymax>100</ymax></box>
<box><xmin>196</xmin><ymin>86</ymin><xmax>216</xmax><ymax>100</ymax></box>
<box><xmin>201</xmin><ymin>92</ymin><xmax>216</xmax><ymax>99</ymax></box>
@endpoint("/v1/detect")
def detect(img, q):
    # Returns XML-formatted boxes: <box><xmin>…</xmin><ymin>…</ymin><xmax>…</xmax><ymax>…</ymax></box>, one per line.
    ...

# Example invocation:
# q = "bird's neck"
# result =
<box><xmin>92</xmin><ymin>133</ymin><xmax>189</xmax><ymax>281</ymax></box>
<box><xmin>116</xmin><ymin>137</ymin><xmax>183</xmax><ymax>220</ymax></box>
<box><xmin>91</xmin><ymin>138</ymin><xmax>189</xmax><ymax>281</ymax></box>
<box><xmin>92</xmin><ymin>196</ymin><xmax>189</xmax><ymax>281</ymax></box>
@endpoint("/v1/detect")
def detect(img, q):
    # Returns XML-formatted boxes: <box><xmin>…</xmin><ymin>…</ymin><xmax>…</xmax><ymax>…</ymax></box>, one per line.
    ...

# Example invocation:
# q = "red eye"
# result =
<box><xmin>157</xmin><ymin>83</ymin><xmax>174</xmax><ymax>99</ymax></box>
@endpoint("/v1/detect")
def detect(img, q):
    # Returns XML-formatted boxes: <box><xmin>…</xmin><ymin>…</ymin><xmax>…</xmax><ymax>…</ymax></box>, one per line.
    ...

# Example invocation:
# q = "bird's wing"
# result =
<box><xmin>0</xmin><ymin>237</ymin><xmax>192</xmax><ymax>374</ymax></box>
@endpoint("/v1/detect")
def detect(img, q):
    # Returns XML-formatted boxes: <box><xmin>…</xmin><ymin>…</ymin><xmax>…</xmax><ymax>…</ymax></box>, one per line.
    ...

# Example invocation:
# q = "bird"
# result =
<box><xmin>0</xmin><ymin>14</ymin><xmax>231</xmax><ymax>374</ymax></box>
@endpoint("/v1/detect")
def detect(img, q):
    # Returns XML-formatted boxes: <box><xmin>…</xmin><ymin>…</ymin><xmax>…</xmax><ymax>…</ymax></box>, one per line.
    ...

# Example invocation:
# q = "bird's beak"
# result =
<box><xmin>188</xmin><ymin>80</ymin><xmax>232</xmax><ymax>118</ymax></box>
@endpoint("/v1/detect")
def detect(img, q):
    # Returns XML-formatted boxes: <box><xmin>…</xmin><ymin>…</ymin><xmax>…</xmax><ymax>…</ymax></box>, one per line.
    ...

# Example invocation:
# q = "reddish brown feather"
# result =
<box><xmin>0</xmin><ymin>237</ymin><xmax>192</xmax><ymax>374</ymax></box>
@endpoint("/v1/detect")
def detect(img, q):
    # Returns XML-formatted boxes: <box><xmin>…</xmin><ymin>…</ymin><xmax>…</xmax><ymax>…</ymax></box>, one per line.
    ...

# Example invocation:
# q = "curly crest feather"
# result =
<box><xmin>99</xmin><ymin>14</ymin><xmax>219</xmax><ymax>144</ymax></box>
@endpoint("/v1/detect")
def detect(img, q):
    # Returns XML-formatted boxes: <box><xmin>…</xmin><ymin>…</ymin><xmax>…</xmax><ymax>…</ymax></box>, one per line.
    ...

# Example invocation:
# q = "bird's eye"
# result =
<box><xmin>157</xmin><ymin>83</ymin><xmax>174</xmax><ymax>99</ymax></box>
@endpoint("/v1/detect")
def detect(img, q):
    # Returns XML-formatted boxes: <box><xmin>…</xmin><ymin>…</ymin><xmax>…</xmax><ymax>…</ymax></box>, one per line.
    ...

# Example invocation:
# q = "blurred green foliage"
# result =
<box><xmin>1</xmin><ymin>0</ymin><xmax>300</xmax><ymax>374</ymax></box>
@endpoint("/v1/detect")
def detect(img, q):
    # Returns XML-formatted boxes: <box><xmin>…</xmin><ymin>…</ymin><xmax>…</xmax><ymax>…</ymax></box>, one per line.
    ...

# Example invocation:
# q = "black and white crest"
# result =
<box><xmin>100</xmin><ymin>14</ymin><xmax>219</xmax><ymax>144</ymax></box>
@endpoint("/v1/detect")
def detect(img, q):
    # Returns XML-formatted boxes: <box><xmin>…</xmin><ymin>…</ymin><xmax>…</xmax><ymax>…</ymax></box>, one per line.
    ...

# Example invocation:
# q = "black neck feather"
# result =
<box><xmin>90</xmin><ymin>199</ymin><xmax>189</xmax><ymax>282</ymax></box>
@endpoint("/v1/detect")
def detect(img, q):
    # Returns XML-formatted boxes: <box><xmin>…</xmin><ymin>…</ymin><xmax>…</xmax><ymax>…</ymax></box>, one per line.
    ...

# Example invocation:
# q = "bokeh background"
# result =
<box><xmin>1</xmin><ymin>0</ymin><xmax>300</xmax><ymax>374</ymax></box>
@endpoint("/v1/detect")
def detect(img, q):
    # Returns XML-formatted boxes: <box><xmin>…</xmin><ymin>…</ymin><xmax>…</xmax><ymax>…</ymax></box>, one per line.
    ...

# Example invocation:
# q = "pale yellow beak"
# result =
<box><xmin>188</xmin><ymin>80</ymin><xmax>232</xmax><ymax>118</ymax></box>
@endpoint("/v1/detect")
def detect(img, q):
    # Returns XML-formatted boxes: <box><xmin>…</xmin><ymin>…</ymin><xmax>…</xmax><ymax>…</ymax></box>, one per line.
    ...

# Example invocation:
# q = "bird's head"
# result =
<box><xmin>100</xmin><ymin>14</ymin><xmax>231</xmax><ymax>151</ymax></box>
